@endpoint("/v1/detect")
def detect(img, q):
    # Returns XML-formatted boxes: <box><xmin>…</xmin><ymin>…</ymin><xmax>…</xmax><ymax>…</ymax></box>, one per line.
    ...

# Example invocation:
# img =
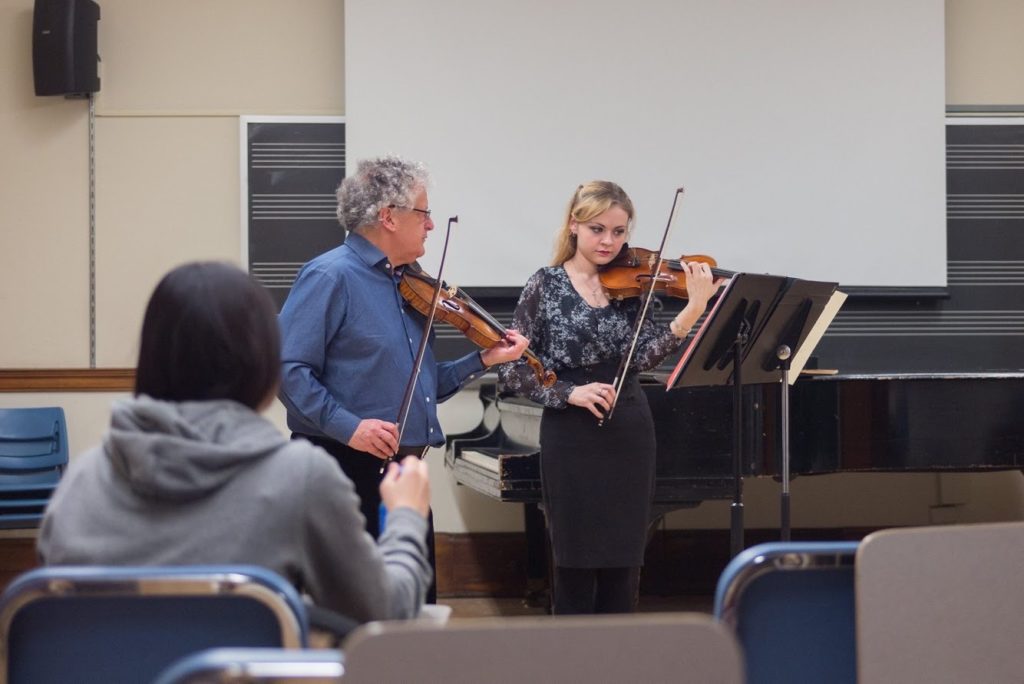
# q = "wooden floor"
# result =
<box><xmin>439</xmin><ymin>594</ymin><xmax>714</xmax><ymax>619</ymax></box>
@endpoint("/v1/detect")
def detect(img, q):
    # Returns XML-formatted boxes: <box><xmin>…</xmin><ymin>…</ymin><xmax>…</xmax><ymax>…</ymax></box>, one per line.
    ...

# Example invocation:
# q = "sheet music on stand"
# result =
<box><xmin>664</xmin><ymin>272</ymin><xmax>843</xmax><ymax>554</ymax></box>
<box><xmin>667</xmin><ymin>275</ymin><xmax>842</xmax><ymax>388</ymax></box>
<box><xmin>786</xmin><ymin>290</ymin><xmax>846</xmax><ymax>384</ymax></box>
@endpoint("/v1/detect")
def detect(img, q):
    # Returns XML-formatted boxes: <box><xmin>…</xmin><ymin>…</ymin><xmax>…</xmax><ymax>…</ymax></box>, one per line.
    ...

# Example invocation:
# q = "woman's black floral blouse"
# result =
<box><xmin>498</xmin><ymin>266</ymin><xmax>683</xmax><ymax>408</ymax></box>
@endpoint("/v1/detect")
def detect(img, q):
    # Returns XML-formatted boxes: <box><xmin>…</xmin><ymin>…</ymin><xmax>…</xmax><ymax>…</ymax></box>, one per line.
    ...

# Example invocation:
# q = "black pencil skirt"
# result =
<box><xmin>540</xmin><ymin>364</ymin><xmax>656</xmax><ymax>568</ymax></box>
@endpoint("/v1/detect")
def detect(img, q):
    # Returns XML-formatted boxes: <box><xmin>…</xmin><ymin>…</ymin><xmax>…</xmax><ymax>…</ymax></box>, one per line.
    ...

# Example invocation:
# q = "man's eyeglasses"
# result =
<box><xmin>388</xmin><ymin>204</ymin><xmax>432</xmax><ymax>219</ymax></box>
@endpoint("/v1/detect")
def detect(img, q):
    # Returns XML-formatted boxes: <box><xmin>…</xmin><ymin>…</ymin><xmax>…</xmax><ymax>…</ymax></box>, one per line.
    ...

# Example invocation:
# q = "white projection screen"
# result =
<box><xmin>344</xmin><ymin>0</ymin><xmax>946</xmax><ymax>288</ymax></box>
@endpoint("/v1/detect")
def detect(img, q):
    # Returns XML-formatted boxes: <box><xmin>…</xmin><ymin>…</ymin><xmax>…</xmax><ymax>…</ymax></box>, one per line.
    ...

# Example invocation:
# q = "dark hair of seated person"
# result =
<box><xmin>134</xmin><ymin>261</ymin><xmax>281</xmax><ymax>409</ymax></box>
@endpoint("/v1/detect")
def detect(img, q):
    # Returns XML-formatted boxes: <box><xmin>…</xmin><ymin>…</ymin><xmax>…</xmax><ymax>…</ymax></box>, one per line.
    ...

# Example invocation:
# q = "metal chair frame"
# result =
<box><xmin>0</xmin><ymin>565</ymin><xmax>309</xmax><ymax>684</ymax></box>
<box><xmin>154</xmin><ymin>648</ymin><xmax>344</xmax><ymax>684</ymax></box>
<box><xmin>714</xmin><ymin>541</ymin><xmax>860</xmax><ymax>684</ymax></box>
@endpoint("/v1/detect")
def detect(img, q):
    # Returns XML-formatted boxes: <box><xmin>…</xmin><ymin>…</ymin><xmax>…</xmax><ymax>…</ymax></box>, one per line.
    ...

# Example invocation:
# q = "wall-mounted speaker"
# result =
<box><xmin>32</xmin><ymin>0</ymin><xmax>100</xmax><ymax>97</ymax></box>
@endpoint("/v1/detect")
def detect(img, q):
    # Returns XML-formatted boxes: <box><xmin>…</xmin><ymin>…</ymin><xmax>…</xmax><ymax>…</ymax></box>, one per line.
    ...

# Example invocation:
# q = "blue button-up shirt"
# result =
<box><xmin>278</xmin><ymin>233</ymin><xmax>485</xmax><ymax>448</ymax></box>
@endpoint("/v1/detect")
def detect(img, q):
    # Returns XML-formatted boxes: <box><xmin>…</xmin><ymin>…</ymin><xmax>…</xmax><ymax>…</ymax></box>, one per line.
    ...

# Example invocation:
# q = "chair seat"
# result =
<box><xmin>0</xmin><ymin>407</ymin><xmax>68</xmax><ymax>474</ymax></box>
<box><xmin>0</xmin><ymin>407</ymin><xmax>68</xmax><ymax>530</ymax></box>
<box><xmin>0</xmin><ymin>514</ymin><xmax>45</xmax><ymax>530</ymax></box>
<box><xmin>0</xmin><ymin>484</ymin><xmax>56</xmax><ymax>497</ymax></box>
<box><xmin>0</xmin><ymin>498</ymin><xmax>51</xmax><ymax>510</ymax></box>
<box><xmin>0</xmin><ymin>474</ymin><xmax>61</xmax><ymax>489</ymax></box>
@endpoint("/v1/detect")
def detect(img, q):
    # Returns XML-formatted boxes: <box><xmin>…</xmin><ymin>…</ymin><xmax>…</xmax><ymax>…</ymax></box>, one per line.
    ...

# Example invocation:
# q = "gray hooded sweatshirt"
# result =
<box><xmin>38</xmin><ymin>396</ymin><xmax>431</xmax><ymax>623</ymax></box>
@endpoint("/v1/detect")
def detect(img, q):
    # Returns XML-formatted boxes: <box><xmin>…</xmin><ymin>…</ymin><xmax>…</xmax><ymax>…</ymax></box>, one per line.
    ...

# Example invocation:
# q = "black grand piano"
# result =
<box><xmin>446</xmin><ymin>372</ymin><xmax>1024</xmax><ymax>515</ymax></box>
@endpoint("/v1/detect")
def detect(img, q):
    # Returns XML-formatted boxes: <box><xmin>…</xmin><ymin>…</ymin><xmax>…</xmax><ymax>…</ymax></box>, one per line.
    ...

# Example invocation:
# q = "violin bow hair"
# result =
<box><xmin>600</xmin><ymin>187</ymin><xmax>684</xmax><ymax>426</ymax></box>
<box><xmin>385</xmin><ymin>215</ymin><xmax>458</xmax><ymax>472</ymax></box>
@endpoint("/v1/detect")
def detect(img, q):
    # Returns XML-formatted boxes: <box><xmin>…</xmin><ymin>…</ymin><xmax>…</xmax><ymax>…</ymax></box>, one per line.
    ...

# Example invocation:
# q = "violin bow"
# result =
<box><xmin>600</xmin><ymin>187</ymin><xmax>685</xmax><ymax>426</ymax></box>
<box><xmin>384</xmin><ymin>215</ymin><xmax>458</xmax><ymax>473</ymax></box>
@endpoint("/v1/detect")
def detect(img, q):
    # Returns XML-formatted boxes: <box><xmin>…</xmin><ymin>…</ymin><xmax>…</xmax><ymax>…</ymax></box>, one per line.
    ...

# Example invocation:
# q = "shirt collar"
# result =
<box><xmin>346</xmin><ymin>232</ymin><xmax>395</xmax><ymax>275</ymax></box>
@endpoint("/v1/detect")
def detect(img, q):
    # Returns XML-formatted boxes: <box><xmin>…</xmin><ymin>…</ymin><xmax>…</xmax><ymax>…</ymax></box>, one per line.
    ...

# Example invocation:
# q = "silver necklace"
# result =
<box><xmin>566</xmin><ymin>263</ymin><xmax>602</xmax><ymax>299</ymax></box>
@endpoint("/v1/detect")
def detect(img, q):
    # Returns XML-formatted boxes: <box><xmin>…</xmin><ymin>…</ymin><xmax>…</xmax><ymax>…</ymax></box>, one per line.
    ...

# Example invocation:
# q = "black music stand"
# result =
<box><xmin>666</xmin><ymin>273</ymin><xmax>839</xmax><ymax>556</ymax></box>
<box><xmin>737</xmin><ymin>277</ymin><xmax>840</xmax><ymax>542</ymax></box>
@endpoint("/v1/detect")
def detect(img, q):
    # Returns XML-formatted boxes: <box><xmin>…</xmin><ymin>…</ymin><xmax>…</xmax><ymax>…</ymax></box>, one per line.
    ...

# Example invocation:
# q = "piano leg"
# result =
<box><xmin>524</xmin><ymin>502</ymin><xmax>552</xmax><ymax>613</ymax></box>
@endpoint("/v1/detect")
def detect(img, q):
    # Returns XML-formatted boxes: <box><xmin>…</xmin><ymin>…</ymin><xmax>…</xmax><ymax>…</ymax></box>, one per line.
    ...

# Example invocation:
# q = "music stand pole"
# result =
<box><xmin>730</xmin><ymin>322</ymin><xmax>750</xmax><ymax>558</ymax></box>
<box><xmin>777</xmin><ymin>345</ymin><xmax>792</xmax><ymax>541</ymax></box>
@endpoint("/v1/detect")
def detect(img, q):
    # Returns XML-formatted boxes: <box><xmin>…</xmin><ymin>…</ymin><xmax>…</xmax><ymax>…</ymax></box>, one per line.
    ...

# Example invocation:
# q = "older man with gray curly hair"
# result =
<box><xmin>278</xmin><ymin>155</ymin><xmax>528</xmax><ymax>605</ymax></box>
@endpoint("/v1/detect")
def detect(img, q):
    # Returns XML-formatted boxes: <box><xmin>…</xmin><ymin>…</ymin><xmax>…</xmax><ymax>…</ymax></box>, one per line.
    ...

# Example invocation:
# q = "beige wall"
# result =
<box><xmin>946</xmin><ymin>0</ymin><xmax>1024</xmax><ymax>105</ymax></box>
<box><xmin>1</xmin><ymin>0</ymin><xmax>1021</xmax><ymax>534</ymax></box>
<box><xmin>1</xmin><ymin>4</ymin><xmax>91</xmax><ymax>367</ymax></box>
<box><xmin>1</xmin><ymin>0</ymin><xmax>344</xmax><ymax>369</ymax></box>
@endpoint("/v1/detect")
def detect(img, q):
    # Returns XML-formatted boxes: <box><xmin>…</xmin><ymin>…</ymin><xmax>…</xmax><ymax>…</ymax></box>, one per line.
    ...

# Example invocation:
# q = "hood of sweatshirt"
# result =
<box><xmin>104</xmin><ymin>395</ymin><xmax>289</xmax><ymax>502</ymax></box>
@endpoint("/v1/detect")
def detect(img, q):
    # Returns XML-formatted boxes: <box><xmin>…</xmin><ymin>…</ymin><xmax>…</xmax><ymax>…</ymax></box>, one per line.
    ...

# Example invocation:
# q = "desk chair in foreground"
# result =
<box><xmin>714</xmin><ymin>541</ymin><xmax>859</xmax><ymax>684</ymax></box>
<box><xmin>340</xmin><ymin>613</ymin><xmax>743</xmax><ymax>684</ymax></box>
<box><xmin>856</xmin><ymin>521</ymin><xmax>1024</xmax><ymax>684</ymax></box>
<box><xmin>0</xmin><ymin>565</ymin><xmax>309</xmax><ymax>684</ymax></box>
<box><xmin>0</xmin><ymin>407</ymin><xmax>68</xmax><ymax>529</ymax></box>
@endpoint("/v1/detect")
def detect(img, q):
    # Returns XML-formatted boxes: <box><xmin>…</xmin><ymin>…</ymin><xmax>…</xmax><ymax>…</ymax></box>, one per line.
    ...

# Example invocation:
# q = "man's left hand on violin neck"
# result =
<box><xmin>479</xmin><ymin>330</ymin><xmax>530</xmax><ymax>367</ymax></box>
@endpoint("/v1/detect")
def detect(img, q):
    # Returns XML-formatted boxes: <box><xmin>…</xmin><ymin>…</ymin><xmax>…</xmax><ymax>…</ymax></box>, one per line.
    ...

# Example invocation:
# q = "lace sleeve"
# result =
<box><xmin>630</xmin><ymin>301</ymin><xmax>685</xmax><ymax>372</ymax></box>
<box><xmin>498</xmin><ymin>270</ymin><xmax>574</xmax><ymax>408</ymax></box>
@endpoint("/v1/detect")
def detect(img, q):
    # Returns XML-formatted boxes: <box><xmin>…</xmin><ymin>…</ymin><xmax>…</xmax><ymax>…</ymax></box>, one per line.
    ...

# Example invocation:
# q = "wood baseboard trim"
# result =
<box><xmin>0</xmin><ymin>538</ymin><xmax>39</xmax><ymax>593</ymax></box>
<box><xmin>0</xmin><ymin>369</ymin><xmax>135</xmax><ymax>392</ymax></box>
<box><xmin>435</xmin><ymin>527</ymin><xmax>880</xmax><ymax>598</ymax></box>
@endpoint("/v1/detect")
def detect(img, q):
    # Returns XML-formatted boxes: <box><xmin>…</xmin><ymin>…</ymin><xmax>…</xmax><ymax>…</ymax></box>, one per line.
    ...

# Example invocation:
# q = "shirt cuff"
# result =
<box><xmin>455</xmin><ymin>350</ymin><xmax>488</xmax><ymax>383</ymax></box>
<box><xmin>328</xmin><ymin>408</ymin><xmax>362</xmax><ymax>446</ymax></box>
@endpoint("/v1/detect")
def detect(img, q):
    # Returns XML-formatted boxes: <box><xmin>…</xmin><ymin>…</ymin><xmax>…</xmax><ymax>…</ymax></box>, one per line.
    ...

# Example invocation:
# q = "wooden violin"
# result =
<box><xmin>599</xmin><ymin>246</ymin><xmax>734</xmax><ymax>301</ymax></box>
<box><xmin>399</xmin><ymin>264</ymin><xmax>557</xmax><ymax>387</ymax></box>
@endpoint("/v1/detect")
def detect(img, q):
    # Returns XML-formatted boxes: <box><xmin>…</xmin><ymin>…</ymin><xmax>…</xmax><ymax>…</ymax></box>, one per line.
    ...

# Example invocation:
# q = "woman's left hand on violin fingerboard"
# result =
<box><xmin>681</xmin><ymin>261</ymin><xmax>723</xmax><ymax>310</ymax></box>
<box><xmin>480</xmin><ymin>330</ymin><xmax>529</xmax><ymax>367</ymax></box>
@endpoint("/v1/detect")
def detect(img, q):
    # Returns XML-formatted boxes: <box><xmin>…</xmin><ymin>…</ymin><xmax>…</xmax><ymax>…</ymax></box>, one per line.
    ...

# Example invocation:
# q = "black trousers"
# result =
<box><xmin>294</xmin><ymin>434</ymin><xmax>437</xmax><ymax>604</ymax></box>
<box><xmin>553</xmin><ymin>566</ymin><xmax>640</xmax><ymax>615</ymax></box>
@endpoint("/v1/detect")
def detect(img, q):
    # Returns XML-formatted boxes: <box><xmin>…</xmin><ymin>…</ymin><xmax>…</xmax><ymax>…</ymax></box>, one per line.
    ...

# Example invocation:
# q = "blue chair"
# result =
<box><xmin>154</xmin><ymin>648</ymin><xmax>344</xmax><ymax>684</ymax></box>
<box><xmin>0</xmin><ymin>565</ymin><xmax>309</xmax><ymax>684</ymax></box>
<box><xmin>713</xmin><ymin>541</ymin><xmax>859</xmax><ymax>684</ymax></box>
<box><xmin>0</xmin><ymin>407</ymin><xmax>68</xmax><ymax>529</ymax></box>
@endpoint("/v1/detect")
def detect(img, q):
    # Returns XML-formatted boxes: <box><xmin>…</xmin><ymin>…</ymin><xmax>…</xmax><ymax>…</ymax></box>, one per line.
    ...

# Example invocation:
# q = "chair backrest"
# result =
<box><xmin>0</xmin><ymin>407</ymin><xmax>68</xmax><ymax>474</ymax></box>
<box><xmin>153</xmin><ymin>648</ymin><xmax>344</xmax><ymax>684</ymax></box>
<box><xmin>0</xmin><ymin>565</ymin><xmax>309</xmax><ymax>684</ymax></box>
<box><xmin>856</xmin><ymin>522</ymin><xmax>1024</xmax><ymax>684</ymax></box>
<box><xmin>0</xmin><ymin>407</ymin><xmax>68</xmax><ymax>529</ymax></box>
<box><xmin>713</xmin><ymin>541</ymin><xmax>859</xmax><ymax>684</ymax></box>
<box><xmin>340</xmin><ymin>613</ymin><xmax>743</xmax><ymax>684</ymax></box>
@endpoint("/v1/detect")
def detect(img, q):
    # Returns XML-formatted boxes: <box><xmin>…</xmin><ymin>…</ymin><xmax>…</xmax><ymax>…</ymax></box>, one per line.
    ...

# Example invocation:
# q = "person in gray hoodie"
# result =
<box><xmin>38</xmin><ymin>261</ymin><xmax>433</xmax><ymax>624</ymax></box>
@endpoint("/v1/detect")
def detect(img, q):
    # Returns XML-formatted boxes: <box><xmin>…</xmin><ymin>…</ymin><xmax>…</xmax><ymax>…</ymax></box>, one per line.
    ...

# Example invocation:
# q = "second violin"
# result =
<box><xmin>400</xmin><ymin>265</ymin><xmax>557</xmax><ymax>387</ymax></box>
<box><xmin>599</xmin><ymin>246</ymin><xmax>734</xmax><ymax>301</ymax></box>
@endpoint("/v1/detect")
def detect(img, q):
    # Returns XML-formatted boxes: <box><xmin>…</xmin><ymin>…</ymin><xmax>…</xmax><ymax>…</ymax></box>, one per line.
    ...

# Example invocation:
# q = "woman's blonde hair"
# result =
<box><xmin>551</xmin><ymin>180</ymin><xmax>635</xmax><ymax>265</ymax></box>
